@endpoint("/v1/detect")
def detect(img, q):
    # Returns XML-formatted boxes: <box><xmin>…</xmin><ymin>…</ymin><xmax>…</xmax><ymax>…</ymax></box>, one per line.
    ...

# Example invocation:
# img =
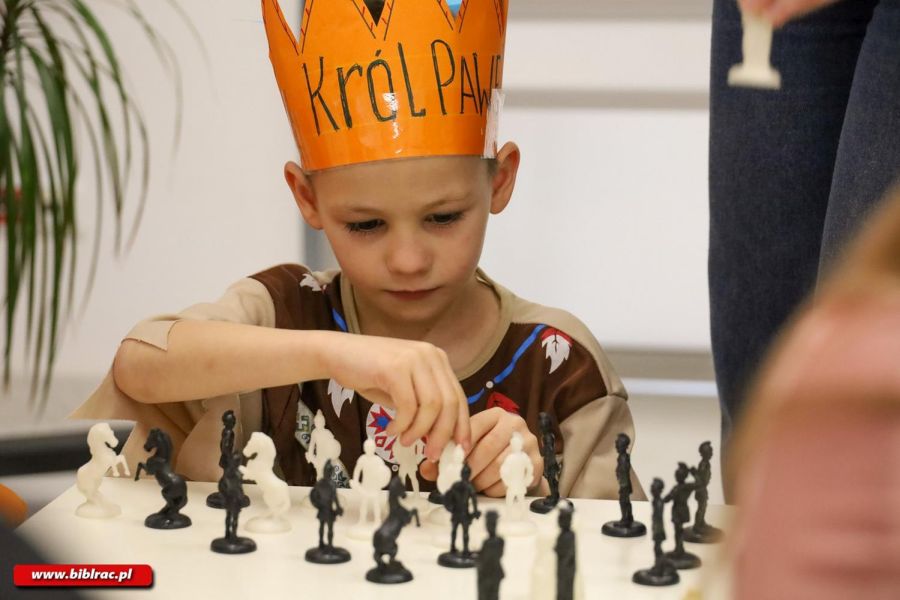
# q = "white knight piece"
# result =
<box><xmin>241</xmin><ymin>432</ymin><xmax>291</xmax><ymax>534</ymax></box>
<box><xmin>75</xmin><ymin>423</ymin><xmax>130</xmax><ymax>519</ymax></box>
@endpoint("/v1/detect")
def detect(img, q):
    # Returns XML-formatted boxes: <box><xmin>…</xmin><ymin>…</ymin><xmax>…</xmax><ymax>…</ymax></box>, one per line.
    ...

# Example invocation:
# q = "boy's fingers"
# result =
<box><xmin>424</xmin><ymin>393</ymin><xmax>459</xmax><ymax>462</ymax></box>
<box><xmin>400</xmin><ymin>364</ymin><xmax>442</xmax><ymax>450</ymax></box>
<box><xmin>384</xmin><ymin>373</ymin><xmax>416</xmax><ymax>437</ymax></box>
<box><xmin>467</xmin><ymin>419</ymin><xmax>514</xmax><ymax>480</ymax></box>
<box><xmin>466</xmin><ymin>407</ymin><xmax>504</xmax><ymax>449</ymax></box>
<box><xmin>419</xmin><ymin>459</ymin><xmax>438</xmax><ymax>481</ymax></box>
<box><xmin>483</xmin><ymin>481</ymin><xmax>506</xmax><ymax>498</ymax></box>
<box><xmin>471</xmin><ymin>452</ymin><xmax>506</xmax><ymax>491</ymax></box>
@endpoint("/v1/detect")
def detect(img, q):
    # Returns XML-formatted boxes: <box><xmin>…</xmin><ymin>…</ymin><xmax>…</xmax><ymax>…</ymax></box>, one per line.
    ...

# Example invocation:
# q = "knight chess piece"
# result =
<box><xmin>438</xmin><ymin>464</ymin><xmax>482</xmax><ymax>568</ymax></box>
<box><xmin>664</xmin><ymin>463</ymin><xmax>702</xmax><ymax>570</ymax></box>
<box><xmin>75</xmin><ymin>423</ymin><xmax>129</xmax><ymax>519</ymax></box>
<box><xmin>211</xmin><ymin>450</ymin><xmax>257</xmax><ymax>554</ymax></box>
<box><xmin>601</xmin><ymin>433</ymin><xmax>647</xmax><ymax>538</ymax></box>
<box><xmin>240</xmin><ymin>432</ymin><xmax>291</xmax><ymax>534</ymax></box>
<box><xmin>305</xmin><ymin>460</ymin><xmax>351</xmax><ymax>564</ymax></box>
<box><xmin>684</xmin><ymin>441</ymin><xmax>724</xmax><ymax>544</ymax></box>
<box><xmin>530</xmin><ymin>412</ymin><xmax>563</xmax><ymax>514</ymax></box>
<box><xmin>135</xmin><ymin>428</ymin><xmax>191</xmax><ymax>529</ymax></box>
<box><xmin>366</xmin><ymin>476</ymin><xmax>421</xmax><ymax>584</ymax></box>
<box><xmin>633</xmin><ymin>478</ymin><xmax>680</xmax><ymax>586</ymax></box>
<box><xmin>207</xmin><ymin>410</ymin><xmax>250</xmax><ymax>510</ymax></box>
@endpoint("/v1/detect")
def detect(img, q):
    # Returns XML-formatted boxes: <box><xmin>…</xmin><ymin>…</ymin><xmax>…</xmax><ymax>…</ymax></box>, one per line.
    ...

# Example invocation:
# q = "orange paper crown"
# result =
<box><xmin>262</xmin><ymin>0</ymin><xmax>509</xmax><ymax>170</ymax></box>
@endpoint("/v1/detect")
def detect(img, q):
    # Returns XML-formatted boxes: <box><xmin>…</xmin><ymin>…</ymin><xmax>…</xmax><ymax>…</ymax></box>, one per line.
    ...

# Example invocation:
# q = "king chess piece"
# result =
<box><xmin>366</xmin><ymin>476</ymin><xmax>421</xmax><ymax>584</ymax></box>
<box><xmin>602</xmin><ymin>432</ymin><xmax>647</xmax><ymax>538</ymax></box>
<box><xmin>207</xmin><ymin>410</ymin><xmax>250</xmax><ymax>510</ymax></box>
<box><xmin>663</xmin><ymin>463</ymin><xmax>702</xmax><ymax>570</ymax></box>
<box><xmin>211</xmin><ymin>451</ymin><xmax>256</xmax><ymax>554</ymax></box>
<box><xmin>633</xmin><ymin>478</ymin><xmax>680</xmax><ymax>586</ymax></box>
<box><xmin>135</xmin><ymin>428</ymin><xmax>191</xmax><ymax>529</ymax></box>
<box><xmin>305</xmin><ymin>460</ymin><xmax>351</xmax><ymax>564</ymax></box>
<box><xmin>438</xmin><ymin>464</ymin><xmax>482</xmax><ymax>568</ymax></box>
<box><xmin>477</xmin><ymin>511</ymin><xmax>505</xmax><ymax>600</ymax></box>
<box><xmin>530</xmin><ymin>412</ymin><xmax>563</xmax><ymax>514</ymax></box>
<box><xmin>684</xmin><ymin>441</ymin><xmax>724</xmax><ymax>544</ymax></box>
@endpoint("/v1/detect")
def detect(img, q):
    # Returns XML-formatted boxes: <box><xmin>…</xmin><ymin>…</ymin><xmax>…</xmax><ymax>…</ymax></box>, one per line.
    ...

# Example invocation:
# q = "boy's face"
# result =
<box><xmin>286</xmin><ymin>143</ymin><xmax>519</xmax><ymax>327</ymax></box>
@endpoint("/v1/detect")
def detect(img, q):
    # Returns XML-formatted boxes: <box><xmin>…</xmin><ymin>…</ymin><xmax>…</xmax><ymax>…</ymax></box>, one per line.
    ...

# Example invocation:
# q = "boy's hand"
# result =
<box><xmin>419</xmin><ymin>407</ymin><xmax>542</xmax><ymax>497</ymax></box>
<box><xmin>322</xmin><ymin>333</ymin><xmax>470</xmax><ymax>461</ymax></box>
<box><xmin>739</xmin><ymin>0</ymin><xmax>839</xmax><ymax>28</ymax></box>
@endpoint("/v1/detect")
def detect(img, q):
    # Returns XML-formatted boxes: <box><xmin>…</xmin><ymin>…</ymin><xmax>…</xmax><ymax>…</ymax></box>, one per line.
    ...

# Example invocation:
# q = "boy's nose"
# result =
<box><xmin>385</xmin><ymin>236</ymin><xmax>431</xmax><ymax>277</ymax></box>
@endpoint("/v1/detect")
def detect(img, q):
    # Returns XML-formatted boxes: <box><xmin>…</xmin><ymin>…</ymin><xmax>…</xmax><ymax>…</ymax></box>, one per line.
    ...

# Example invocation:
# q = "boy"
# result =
<box><xmin>72</xmin><ymin>0</ymin><xmax>643</xmax><ymax>500</ymax></box>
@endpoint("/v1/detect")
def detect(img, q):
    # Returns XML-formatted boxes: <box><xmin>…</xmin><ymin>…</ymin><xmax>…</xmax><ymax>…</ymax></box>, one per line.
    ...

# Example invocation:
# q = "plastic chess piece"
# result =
<box><xmin>437</xmin><ymin>464</ymin><xmax>482</xmax><ymax>568</ymax></box>
<box><xmin>633</xmin><ymin>478</ymin><xmax>680</xmax><ymax>586</ymax></box>
<box><xmin>308</xmin><ymin>410</ymin><xmax>342</xmax><ymax>482</ymax></box>
<box><xmin>211</xmin><ymin>450</ymin><xmax>257</xmax><ymax>554</ymax></box>
<box><xmin>393</xmin><ymin>438</ymin><xmax>426</xmax><ymax>507</ymax></box>
<box><xmin>305</xmin><ymin>460</ymin><xmax>351</xmax><ymax>564</ymax></box>
<box><xmin>75</xmin><ymin>423</ymin><xmax>129</xmax><ymax>519</ymax></box>
<box><xmin>530</xmin><ymin>412</ymin><xmax>563</xmax><ymax>514</ymax></box>
<box><xmin>240</xmin><ymin>432</ymin><xmax>291</xmax><ymax>534</ymax></box>
<box><xmin>348</xmin><ymin>439</ymin><xmax>392</xmax><ymax>540</ymax></box>
<box><xmin>727</xmin><ymin>9</ymin><xmax>782</xmax><ymax>89</ymax></box>
<box><xmin>663</xmin><ymin>463</ymin><xmax>702</xmax><ymax>570</ymax></box>
<box><xmin>499</xmin><ymin>431</ymin><xmax>536</xmax><ymax>536</ymax></box>
<box><xmin>366</xmin><ymin>476</ymin><xmax>421</xmax><ymax>584</ymax></box>
<box><xmin>135</xmin><ymin>428</ymin><xmax>191</xmax><ymax>529</ymax></box>
<box><xmin>601</xmin><ymin>433</ymin><xmax>647</xmax><ymax>538</ymax></box>
<box><xmin>684</xmin><ymin>441</ymin><xmax>724</xmax><ymax>544</ymax></box>
<box><xmin>428</xmin><ymin>442</ymin><xmax>466</xmax><ymax>527</ymax></box>
<box><xmin>477</xmin><ymin>511</ymin><xmax>505</xmax><ymax>600</ymax></box>
<box><xmin>207</xmin><ymin>410</ymin><xmax>250</xmax><ymax>510</ymax></box>
<box><xmin>556</xmin><ymin>503</ymin><xmax>577</xmax><ymax>600</ymax></box>
<box><xmin>529</xmin><ymin>519</ymin><xmax>556</xmax><ymax>600</ymax></box>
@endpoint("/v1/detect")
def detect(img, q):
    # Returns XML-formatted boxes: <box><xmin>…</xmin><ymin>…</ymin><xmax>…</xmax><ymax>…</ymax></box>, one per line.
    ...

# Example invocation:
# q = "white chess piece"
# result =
<box><xmin>302</xmin><ymin>410</ymin><xmax>342</xmax><ymax>508</ymax></box>
<box><xmin>393</xmin><ymin>438</ymin><xmax>426</xmax><ymax>506</ymax></box>
<box><xmin>428</xmin><ymin>441</ymin><xmax>467</xmax><ymax>531</ymax></box>
<box><xmin>499</xmin><ymin>431</ymin><xmax>536</xmax><ymax>536</ymax></box>
<box><xmin>240</xmin><ymin>432</ymin><xmax>291</xmax><ymax>534</ymax></box>
<box><xmin>347</xmin><ymin>439</ymin><xmax>392</xmax><ymax>540</ymax></box>
<box><xmin>75</xmin><ymin>423</ymin><xmax>129</xmax><ymax>519</ymax></box>
<box><xmin>530</xmin><ymin>501</ymin><xmax>584</xmax><ymax>600</ymax></box>
<box><xmin>728</xmin><ymin>10</ymin><xmax>782</xmax><ymax>89</ymax></box>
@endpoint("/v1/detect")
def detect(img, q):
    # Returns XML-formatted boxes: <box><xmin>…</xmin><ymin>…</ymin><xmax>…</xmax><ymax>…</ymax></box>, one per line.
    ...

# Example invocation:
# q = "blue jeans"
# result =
<box><xmin>709</xmin><ymin>0</ymin><xmax>900</xmax><ymax>495</ymax></box>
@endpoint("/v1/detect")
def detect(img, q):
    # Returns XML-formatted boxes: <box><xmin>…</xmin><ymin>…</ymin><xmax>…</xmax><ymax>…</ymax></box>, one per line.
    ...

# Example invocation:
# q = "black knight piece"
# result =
<box><xmin>555</xmin><ymin>503</ymin><xmax>577</xmax><ymax>600</ymax></box>
<box><xmin>633</xmin><ymin>478</ymin><xmax>680</xmax><ymax>587</ymax></box>
<box><xmin>210</xmin><ymin>450</ymin><xmax>256</xmax><ymax>554</ymax></box>
<box><xmin>684</xmin><ymin>442</ymin><xmax>724</xmax><ymax>544</ymax></box>
<box><xmin>135</xmin><ymin>428</ymin><xmax>191</xmax><ymax>529</ymax></box>
<box><xmin>477</xmin><ymin>511</ymin><xmax>505</xmax><ymax>600</ymax></box>
<box><xmin>306</xmin><ymin>460</ymin><xmax>351</xmax><ymax>564</ymax></box>
<box><xmin>530</xmin><ymin>412</ymin><xmax>563</xmax><ymax>514</ymax></box>
<box><xmin>601</xmin><ymin>433</ymin><xmax>647</xmax><ymax>538</ymax></box>
<box><xmin>663</xmin><ymin>463</ymin><xmax>702</xmax><ymax>570</ymax></box>
<box><xmin>367</xmin><ymin>476</ymin><xmax>421</xmax><ymax>584</ymax></box>
<box><xmin>438</xmin><ymin>464</ymin><xmax>482</xmax><ymax>568</ymax></box>
<box><xmin>207</xmin><ymin>410</ymin><xmax>250</xmax><ymax>510</ymax></box>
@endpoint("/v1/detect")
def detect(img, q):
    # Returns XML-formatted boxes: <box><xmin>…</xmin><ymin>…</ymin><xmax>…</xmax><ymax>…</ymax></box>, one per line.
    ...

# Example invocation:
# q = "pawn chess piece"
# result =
<box><xmin>664</xmin><ymin>463</ymin><xmax>702</xmax><ymax>570</ymax></box>
<box><xmin>556</xmin><ymin>504</ymin><xmax>577</xmax><ymax>600</ymax></box>
<box><xmin>477</xmin><ymin>511</ymin><xmax>505</xmax><ymax>600</ymax></box>
<box><xmin>240</xmin><ymin>432</ymin><xmax>291</xmax><ymax>534</ymax></box>
<box><xmin>135</xmin><ymin>428</ymin><xmax>191</xmax><ymax>529</ymax></box>
<box><xmin>348</xmin><ymin>438</ymin><xmax>392</xmax><ymax>540</ymax></box>
<box><xmin>499</xmin><ymin>432</ymin><xmax>536</xmax><ymax>536</ymax></box>
<box><xmin>438</xmin><ymin>464</ymin><xmax>482</xmax><ymax>568</ymax></box>
<box><xmin>684</xmin><ymin>441</ymin><xmax>724</xmax><ymax>544</ymax></box>
<box><xmin>207</xmin><ymin>410</ymin><xmax>250</xmax><ymax>510</ymax></box>
<box><xmin>393</xmin><ymin>438</ymin><xmax>426</xmax><ymax>507</ymax></box>
<box><xmin>727</xmin><ymin>9</ymin><xmax>782</xmax><ymax>89</ymax></box>
<box><xmin>366</xmin><ymin>476</ymin><xmax>421</xmax><ymax>584</ymax></box>
<box><xmin>75</xmin><ymin>423</ymin><xmax>129</xmax><ymax>519</ymax></box>
<box><xmin>305</xmin><ymin>460</ymin><xmax>351</xmax><ymax>564</ymax></box>
<box><xmin>530</xmin><ymin>412</ymin><xmax>563</xmax><ymax>514</ymax></box>
<box><xmin>211</xmin><ymin>450</ymin><xmax>257</xmax><ymax>554</ymax></box>
<box><xmin>633</xmin><ymin>478</ymin><xmax>680</xmax><ymax>587</ymax></box>
<box><xmin>602</xmin><ymin>433</ymin><xmax>647</xmax><ymax>538</ymax></box>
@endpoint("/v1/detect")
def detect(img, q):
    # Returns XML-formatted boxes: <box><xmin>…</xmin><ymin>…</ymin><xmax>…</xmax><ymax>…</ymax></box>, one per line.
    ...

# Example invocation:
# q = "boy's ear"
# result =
<box><xmin>490</xmin><ymin>141</ymin><xmax>521</xmax><ymax>215</ymax></box>
<box><xmin>284</xmin><ymin>161</ymin><xmax>323</xmax><ymax>230</ymax></box>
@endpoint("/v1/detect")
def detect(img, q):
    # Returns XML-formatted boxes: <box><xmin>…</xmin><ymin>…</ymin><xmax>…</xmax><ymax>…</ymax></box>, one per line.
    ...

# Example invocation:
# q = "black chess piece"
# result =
<box><xmin>663</xmin><ymin>463</ymin><xmax>702</xmax><ymax>569</ymax></box>
<box><xmin>438</xmin><ymin>464</ymin><xmax>482</xmax><ymax>568</ymax></box>
<box><xmin>633</xmin><ymin>478</ymin><xmax>680</xmax><ymax>586</ymax></box>
<box><xmin>135</xmin><ymin>428</ymin><xmax>192</xmax><ymax>529</ymax></box>
<box><xmin>684</xmin><ymin>441</ymin><xmax>724</xmax><ymax>544</ymax></box>
<box><xmin>477</xmin><ymin>511</ymin><xmax>505</xmax><ymax>600</ymax></box>
<box><xmin>530</xmin><ymin>412</ymin><xmax>563</xmax><ymax>514</ymax></box>
<box><xmin>211</xmin><ymin>450</ymin><xmax>257</xmax><ymax>554</ymax></box>
<box><xmin>556</xmin><ymin>503</ymin><xmax>577</xmax><ymax>600</ymax></box>
<box><xmin>306</xmin><ymin>460</ymin><xmax>351</xmax><ymax>564</ymax></box>
<box><xmin>366</xmin><ymin>476</ymin><xmax>421</xmax><ymax>584</ymax></box>
<box><xmin>602</xmin><ymin>432</ymin><xmax>647</xmax><ymax>538</ymax></box>
<box><xmin>207</xmin><ymin>410</ymin><xmax>250</xmax><ymax>510</ymax></box>
<box><xmin>428</xmin><ymin>489</ymin><xmax>443</xmax><ymax>505</ymax></box>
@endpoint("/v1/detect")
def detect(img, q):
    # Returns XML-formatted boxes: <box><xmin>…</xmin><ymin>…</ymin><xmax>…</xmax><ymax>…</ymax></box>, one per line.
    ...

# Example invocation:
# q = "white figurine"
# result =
<box><xmin>428</xmin><ymin>441</ymin><xmax>466</xmax><ymax>529</ymax></box>
<box><xmin>347</xmin><ymin>439</ymin><xmax>392</xmax><ymax>539</ymax></box>
<box><xmin>728</xmin><ymin>9</ymin><xmax>782</xmax><ymax>89</ymax></box>
<box><xmin>530</xmin><ymin>501</ymin><xmax>584</xmax><ymax>600</ymax></box>
<box><xmin>499</xmin><ymin>431</ymin><xmax>536</xmax><ymax>536</ymax></box>
<box><xmin>393</xmin><ymin>438</ymin><xmax>426</xmax><ymax>506</ymax></box>
<box><xmin>240</xmin><ymin>432</ymin><xmax>291</xmax><ymax>534</ymax></box>
<box><xmin>75</xmin><ymin>423</ymin><xmax>129</xmax><ymax>519</ymax></box>
<box><xmin>308</xmin><ymin>409</ymin><xmax>342</xmax><ymax>481</ymax></box>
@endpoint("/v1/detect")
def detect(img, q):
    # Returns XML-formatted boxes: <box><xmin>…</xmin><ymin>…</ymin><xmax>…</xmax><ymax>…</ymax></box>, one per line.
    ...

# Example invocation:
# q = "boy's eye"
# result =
<box><xmin>427</xmin><ymin>211</ymin><xmax>463</xmax><ymax>226</ymax></box>
<box><xmin>346</xmin><ymin>219</ymin><xmax>383</xmax><ymax>234</ymax></box>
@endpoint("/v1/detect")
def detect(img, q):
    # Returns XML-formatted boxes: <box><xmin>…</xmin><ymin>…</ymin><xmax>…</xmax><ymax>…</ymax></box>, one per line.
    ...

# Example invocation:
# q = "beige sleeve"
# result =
<box><xmin>69</xmin><ymin>277</ymin><xmax>273</xmax><ymax>481</ymax></box>
<box><xmin>558</xmin><ymin>394</ymin><xmax>646</xmax><ymax>501</ymax></box>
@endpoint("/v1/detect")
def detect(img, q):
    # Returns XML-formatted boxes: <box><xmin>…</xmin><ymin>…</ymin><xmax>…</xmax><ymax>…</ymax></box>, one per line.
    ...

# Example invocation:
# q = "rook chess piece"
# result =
<box><xmin>207</xmin><ymin>410</ymin><xmax>250</xmax><ymax>510</ymax></box>
<box><xmin>135</xmin><ymin>428</ymin><xmax>191</xmax><ymax>529</ymax></box>
<box><xmin>305</xmin><ymin>460</ymin><xmax>351</xmax><ymax>564</ymax></box>
<box><xmin>633</xmin><ymin>478</ymin><xmax>680</xmax><ymax>586</ymax></box>
<box><xmin>684</xmin><ymin>441</ymin><xmax>724</xmax><ymax>543</ymax></box>
<box><xmin>211</xmin><ymin>450</ymin><xmax>257</xmax><ymax>554</ymax></box>
<box><xmin>366</xmin><ymin>476</ymin><xmax>421</xmax><ymax>584</ymax></box>
<box><xmin>438</xmin><ymin>464</ymin><xmax>482</xmax><ymax>568</ymax></box>
<box><xmin>530</xmin><ymin>412</ymin><xmax>563</xmax><ymax>514</ymax></box>
<box><xmin>240</xmin><ymin>432</ymin><xmax>291</xmax><ymax>534</ymax></box>
<box><xmin>601</xmin><ymin>433</ymin><xmax>647</xmax><ymax>537</ymax></box>
<box><xmin>477</xmin><ymin>510</ymin><xmax>505</xmax><ymax>600</ymax></box>
<box><xmin>75</xmin><ymin>423</ymin><xmax>129</xmax><ymax>519</ymax></box>
<box><xmin>663</xmin><ymin>463</ymin><xmax>702</xmax><ymax>569</ymax></box>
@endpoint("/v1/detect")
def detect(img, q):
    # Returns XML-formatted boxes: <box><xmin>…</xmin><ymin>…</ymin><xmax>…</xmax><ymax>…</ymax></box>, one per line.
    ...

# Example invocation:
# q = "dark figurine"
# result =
<box><xmin>135</xmin><ymin>428</ymin><xmax>191</xmax><ymax>529</ymax></box>
<box><xmin>428</xmin><ymin>489</ymin><xmax>443</xmax><ymax>505</ymax></box>
<box><xmin>633</xmin><ymin>478</ymin><xmax>680</xmax><ymax>586</ymax></box>
<box><xmin>438</xmin><ymin>464</ymin><xmax>482</xmax><ymax>568</ymax></box>
<box><xmin>555</xmin><ymin>503</ymin><xmax>577</xmax><ymax>600</ymax></box>
<box><xmin>529</xmin><ymin>412</ymin><xmax>562</xmax><ymax>514</ymax></box>
<box><xmin>210</xmin><ymin>450</ymin><xmax>256</xmax><ymax>554</ymax></box>
<box><xmin>684</xmin><ymin>441</ymin><xmax>724</xmax><ymax>544</ymax></box>
<box><xmin>305</xmin><ymin>460</ymin><xmax>351</xmax><ymax>564</ymax></box>
<box><xmin>477</xmin><ymin>511</ymin><xmax>505</xmax><ymax>600</ymax></box>
<box><xmin>207</xmin><ymin>410</ymin><xmax>250</xmax><ymax>510</ymax></box>
<box><xmin>602</xmin><ymin>432</ymin><xmax>647</xmax><ymax>538</ymax></box>
<box><xmin>367</xmin><ymin>476</ymin><xmax>421</xmax><ymax>584</ymax></box>
<box><xmin>663</xmin><ymin>462</ymin><xmax>702</xmax><ymax>569</ymax></box>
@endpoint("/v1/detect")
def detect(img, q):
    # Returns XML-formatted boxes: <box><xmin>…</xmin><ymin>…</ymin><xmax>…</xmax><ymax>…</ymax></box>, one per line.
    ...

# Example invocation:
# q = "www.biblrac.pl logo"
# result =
<box><xmin>14</xmin><ymin>564</ymin><xmax>154</xmax><ymax>587</ymax></box>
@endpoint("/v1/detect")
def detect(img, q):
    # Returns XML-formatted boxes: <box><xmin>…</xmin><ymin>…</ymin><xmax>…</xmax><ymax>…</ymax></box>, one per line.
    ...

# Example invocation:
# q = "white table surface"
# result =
<box><xmin>17</xmin><ymin>478</ymin><xmax>730</xmax><ymax>599</ymax></box>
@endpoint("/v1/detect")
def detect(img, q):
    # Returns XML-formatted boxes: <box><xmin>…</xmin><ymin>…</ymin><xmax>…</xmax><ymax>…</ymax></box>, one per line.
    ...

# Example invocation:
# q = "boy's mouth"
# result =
<box><xmin>387</xmin><ymin>288</ymin><xmax>438</xmax><ymax>301</ymax></box>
